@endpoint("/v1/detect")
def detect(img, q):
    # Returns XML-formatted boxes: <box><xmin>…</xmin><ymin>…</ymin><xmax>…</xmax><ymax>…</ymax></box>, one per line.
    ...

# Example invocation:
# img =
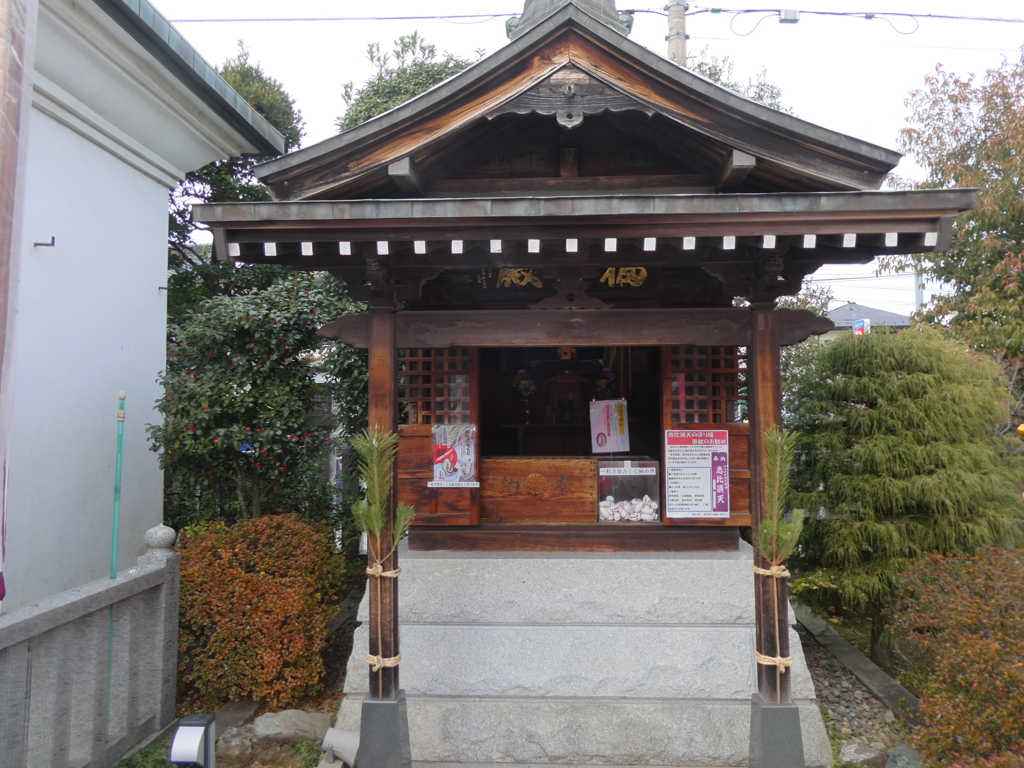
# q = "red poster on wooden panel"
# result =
<box><xmin>429</xmin><ymin>424</ymin><xmax>479</xmax><ymax>488</ymax></box>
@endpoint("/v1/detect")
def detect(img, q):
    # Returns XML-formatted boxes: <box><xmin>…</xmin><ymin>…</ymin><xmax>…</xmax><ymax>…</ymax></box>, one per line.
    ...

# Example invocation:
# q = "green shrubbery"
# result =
<box><xmin>177</xmin><ymin>515</ymin><xmax>342</xmax><ymax>711</ymax></box>
<box><xmin>789</xmin><ymin>329</ymin><xmax>1024</xmax><ymax>661</ymax></box>
<box><xmin>892</xmin><ymin>548</ymin><xmax>1024</xmax><ymax>767</ymax></box>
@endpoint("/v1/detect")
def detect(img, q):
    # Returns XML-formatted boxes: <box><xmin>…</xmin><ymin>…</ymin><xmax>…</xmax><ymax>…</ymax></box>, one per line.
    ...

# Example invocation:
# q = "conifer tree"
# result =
<box><xmin>789</xmin><ymin>328</ymin><xmax>1024</xmax><ymax>662</ymax></box>
<box><xmin>337</xmin><ymin>33</ymin><xmax>479</xmax><ymax>132</ymax></box>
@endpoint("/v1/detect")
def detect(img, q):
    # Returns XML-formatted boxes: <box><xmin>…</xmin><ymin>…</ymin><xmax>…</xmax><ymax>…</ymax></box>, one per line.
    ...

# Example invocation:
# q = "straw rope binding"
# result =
<box><xmin>754</xmin><ymin>649</ymin><xmax>793</xmax><ymax>671</ymax></box>
<box><xmin>751</xmin><ymin>563</ymin><xmax>791</xmax><ymax>579</ymax></box>
<box><xmin>366</xmin><ymin>563</ymin><xmax>402</xmax><ymax>578</ymax></box>
<box><xmin>366</xmin><ymin>653</ymin><xmax>402</xmax><ymax>672</ymax></box>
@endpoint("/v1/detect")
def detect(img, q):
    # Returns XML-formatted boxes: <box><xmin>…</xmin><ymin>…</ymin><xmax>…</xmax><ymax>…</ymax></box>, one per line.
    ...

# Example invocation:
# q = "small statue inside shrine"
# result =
<box><xmin>541</xmin><ymin>370</ymin><xmax>592</xmax><ymax>424</ymax></box>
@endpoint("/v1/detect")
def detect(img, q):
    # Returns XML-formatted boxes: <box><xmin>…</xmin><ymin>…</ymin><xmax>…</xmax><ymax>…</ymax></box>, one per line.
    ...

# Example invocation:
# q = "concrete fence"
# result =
<box><xmin>0</xmin><ymin>526</ymin><xmax>180</xmax><ymax>768</ymax></box>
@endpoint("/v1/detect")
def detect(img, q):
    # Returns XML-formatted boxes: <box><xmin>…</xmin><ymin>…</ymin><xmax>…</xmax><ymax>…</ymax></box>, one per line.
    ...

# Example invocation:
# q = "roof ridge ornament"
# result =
<box><xmin>507</xmin><ymin>0</ymin><xmax>634</xmax><ymax>39</ymax></box>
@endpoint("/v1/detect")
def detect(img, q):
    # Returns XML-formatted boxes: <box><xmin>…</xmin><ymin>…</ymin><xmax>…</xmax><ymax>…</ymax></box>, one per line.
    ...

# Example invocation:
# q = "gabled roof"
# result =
<box><xmin>255</xmin><ymin>2</ymin><xmax>900</xmax><ymax>201</ymax></box>
<box><xmin>827</xmin><ymin>301</ymin><xmax>911</xmax><ymax>329</ymax></box>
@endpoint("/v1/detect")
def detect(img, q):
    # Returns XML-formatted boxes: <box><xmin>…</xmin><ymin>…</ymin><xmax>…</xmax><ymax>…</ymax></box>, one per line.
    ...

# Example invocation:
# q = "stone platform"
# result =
<box><xmin>335</xmin><ymin>542</ymin><xmax>830</xmax><ymax>767</ymax></box>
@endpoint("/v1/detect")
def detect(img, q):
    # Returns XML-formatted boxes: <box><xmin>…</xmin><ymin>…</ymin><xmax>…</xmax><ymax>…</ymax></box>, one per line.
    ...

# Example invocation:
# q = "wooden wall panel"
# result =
<box><xmin>660</xmin><ymin>346</ymin><xmax>751</xmax><ymax>527</ymax></box>
<box><xmin>399</xmin><ymin>424</ymin><xmax>479</xmax><ymax>526</ymax></box>
<box><xmin>480</xmin><ymin>457</ymin><xmax>598</xmax><ymax>523</ymax></box>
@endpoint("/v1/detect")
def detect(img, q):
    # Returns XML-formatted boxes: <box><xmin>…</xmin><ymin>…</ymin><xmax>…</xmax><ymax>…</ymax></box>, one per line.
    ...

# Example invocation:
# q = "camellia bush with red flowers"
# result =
<box><xmin>892</xmin><ymin>548</ymin><xmax>1024</xmax><ymax>767</ymax></box>
<box><xmin>149</xmin><ymin>272</ymin><xmax>365</xmax><ymax>528</ymax></box>
<box><xmin>177</xmin><ymin>515</ymin><xmax>342</xmax><ymax>711</ymax></box>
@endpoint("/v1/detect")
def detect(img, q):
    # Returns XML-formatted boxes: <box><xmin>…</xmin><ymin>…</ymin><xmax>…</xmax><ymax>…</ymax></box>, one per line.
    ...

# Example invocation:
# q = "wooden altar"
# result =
<box><xmin>192</xmin><ymin>0</ymin><xmax>975</xmax><ymax>745</ymax></box>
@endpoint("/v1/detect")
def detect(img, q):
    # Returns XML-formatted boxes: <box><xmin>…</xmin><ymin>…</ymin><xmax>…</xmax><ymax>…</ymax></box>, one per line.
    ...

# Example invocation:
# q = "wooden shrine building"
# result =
<box><xmin>194</xmin><ymin>1</ymin><xmax>974</xmax><ymax>765</ymax></box>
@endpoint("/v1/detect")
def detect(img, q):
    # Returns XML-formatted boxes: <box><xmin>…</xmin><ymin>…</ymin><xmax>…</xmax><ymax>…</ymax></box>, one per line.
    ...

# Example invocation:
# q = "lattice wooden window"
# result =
<box><xmin>667</xmin><ymin>345</ymin><xmax>747</xmax><ymax>424</ymax></box>
<box><xmin>398</xmin><ymin>348</ymin><xmax>474</xmax><ymax>425</ymax></box>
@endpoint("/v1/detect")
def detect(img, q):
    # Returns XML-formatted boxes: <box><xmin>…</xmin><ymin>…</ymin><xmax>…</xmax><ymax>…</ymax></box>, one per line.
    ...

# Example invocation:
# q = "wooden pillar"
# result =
<box><xmin>748</xmin><ymin>309</ymin><xmax>791</xmax><ymax>705</ymax></box>
<box><xmin>367</xmin><ymin>308</ymin><xmax>400</xmax><ymax>700</ymax></box>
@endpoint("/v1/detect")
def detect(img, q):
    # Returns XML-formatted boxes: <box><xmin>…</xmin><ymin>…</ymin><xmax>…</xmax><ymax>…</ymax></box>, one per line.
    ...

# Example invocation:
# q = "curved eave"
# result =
<box><xmin>194</xmin><ymin>189</ymin><xmax>976</xmax><ymax>276</ymax></box>
<box><xmin>197</xmin><ymin>189</ymin><xmax>975</xmax><ymax>230</ymax></box>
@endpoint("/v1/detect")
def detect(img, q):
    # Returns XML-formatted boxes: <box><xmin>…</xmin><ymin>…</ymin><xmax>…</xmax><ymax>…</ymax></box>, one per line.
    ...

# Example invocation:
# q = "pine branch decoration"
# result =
<box><xmin>756</xmin><ymin>426</ymin><xmax>805</xmax><ymax>566</ymax></box>
<box><xmin>350</xmin><ymin>427</ymin><xmax>416</xmax><ymax>556</ymax></box>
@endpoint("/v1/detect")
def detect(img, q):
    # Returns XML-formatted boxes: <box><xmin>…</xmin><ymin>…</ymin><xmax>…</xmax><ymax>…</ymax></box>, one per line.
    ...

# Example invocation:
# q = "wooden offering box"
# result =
<box><xmin>480</xmin><ymin>457</ymin><xmax>597</xmax><ymax>523</ymax></box>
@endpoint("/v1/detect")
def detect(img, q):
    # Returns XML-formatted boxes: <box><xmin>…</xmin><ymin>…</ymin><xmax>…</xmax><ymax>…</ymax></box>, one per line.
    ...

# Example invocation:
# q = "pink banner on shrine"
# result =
<box><xmin>712</xmin><ymin>451</ymin><xmax>730</xmax><ymax>514</ymax></box>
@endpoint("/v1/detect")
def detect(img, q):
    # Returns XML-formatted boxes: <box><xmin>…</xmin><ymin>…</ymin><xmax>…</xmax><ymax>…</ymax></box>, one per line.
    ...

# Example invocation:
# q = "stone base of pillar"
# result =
<box><xmin>358</xmin><ymin>690</ymin><xmax>412</xmax><ymax>768</ymax></box>
<box><xmin>749</xmin><ymin>692</ymin><xmax>805</xmax><ymax>768</ymax></box>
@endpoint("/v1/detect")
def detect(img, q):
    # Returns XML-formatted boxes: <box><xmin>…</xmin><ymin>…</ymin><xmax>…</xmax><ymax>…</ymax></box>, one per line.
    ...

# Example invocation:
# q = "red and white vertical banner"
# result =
<box><xmin>665</xmin><ymin>430</ymin><xmax>730</xmax><ymax>518</ymax></box>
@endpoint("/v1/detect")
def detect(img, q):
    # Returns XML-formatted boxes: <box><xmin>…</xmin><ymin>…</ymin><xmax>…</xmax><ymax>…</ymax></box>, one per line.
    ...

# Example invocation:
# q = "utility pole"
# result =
<box><xmin>666</xmin><ymin>2</ymin><xmax>689</xmax><ymax>65</ymax></box>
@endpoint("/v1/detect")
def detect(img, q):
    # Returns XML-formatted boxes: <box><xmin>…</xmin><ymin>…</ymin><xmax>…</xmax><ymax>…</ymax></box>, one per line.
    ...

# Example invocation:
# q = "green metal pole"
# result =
<box><xmin>107</xmin><ymin>391</ymin><xmax>126</xmax><ymax>735</ymax></box>
<box><xmin>111</xmin><ymin>391</ymin><xmax>125</xmax><ymax>579</ymax></box>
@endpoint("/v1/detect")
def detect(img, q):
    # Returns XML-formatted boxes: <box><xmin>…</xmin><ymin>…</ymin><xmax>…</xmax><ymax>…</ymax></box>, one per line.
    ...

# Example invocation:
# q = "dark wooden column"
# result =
<box><xmin>748</xmin><ymin>309</ymin><xmax>791</xmax><ymax>705</ymax></box>
<box><xmin>367</xmin><ymin>308</ymin><xmax>400</xmax><ymax>700</ymax></box>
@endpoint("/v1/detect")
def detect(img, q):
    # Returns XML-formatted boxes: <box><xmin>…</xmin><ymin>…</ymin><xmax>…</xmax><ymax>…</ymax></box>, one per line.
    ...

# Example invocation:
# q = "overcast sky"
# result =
<box><xmin>152</xmin><ymin>0</ymin><xmax>1024</xmax><ymax>316</ymax></box>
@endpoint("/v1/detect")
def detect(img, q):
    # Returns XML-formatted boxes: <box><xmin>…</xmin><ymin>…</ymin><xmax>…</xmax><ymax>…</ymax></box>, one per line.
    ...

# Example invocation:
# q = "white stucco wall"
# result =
<box><xmin>0</xmin><ymin>0</ymin><xmax>280</xmax><ymax>613</ymax></box>
<box><xmin>1</xmin><ymin>106</ymin><xmax>168</xmax><ymax>611</ymax></box>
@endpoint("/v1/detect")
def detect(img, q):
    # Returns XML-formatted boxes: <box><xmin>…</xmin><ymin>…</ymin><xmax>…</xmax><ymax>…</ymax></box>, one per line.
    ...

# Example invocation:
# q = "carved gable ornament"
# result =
<box><xmin>486</xmin><ymin>64</ymin><xmax>653</xmax><ymax>129</ymax></box>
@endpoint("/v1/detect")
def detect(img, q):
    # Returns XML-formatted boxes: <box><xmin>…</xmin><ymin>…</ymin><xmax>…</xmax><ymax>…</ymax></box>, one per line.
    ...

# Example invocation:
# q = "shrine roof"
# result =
<box><xmin>193</xmin><ymin>188</ymin><xmax>975</xmax><ymax>308</ymax></box>
<box><xmin>252</xmin><ymin>3</ymin><xmax>902</xmax><ymax>201</ymax></box>
<box><xmin>195</xmin><ymin>188</ymin><xmax>975</xmax><ymax>239</ymax></box>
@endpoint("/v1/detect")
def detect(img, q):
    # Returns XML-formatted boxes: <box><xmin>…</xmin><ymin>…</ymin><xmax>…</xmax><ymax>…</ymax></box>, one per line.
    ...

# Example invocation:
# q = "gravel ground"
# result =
<box><xmin>797</xmin><ymin>624</ymin><xmax>910</xmax><ymax>754</ymax></box>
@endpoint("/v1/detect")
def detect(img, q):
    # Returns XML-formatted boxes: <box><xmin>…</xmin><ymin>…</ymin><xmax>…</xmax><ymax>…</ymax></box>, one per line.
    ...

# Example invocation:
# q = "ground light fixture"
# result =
<box><xmin>321</xmin><ymin>727</ymin><xmax>361</xmax><ymax>765</ymax></box>
<box><xmin>169</xmin><ymin>714</ymin><xmax>216</xmax><ymax>767</ymax></box>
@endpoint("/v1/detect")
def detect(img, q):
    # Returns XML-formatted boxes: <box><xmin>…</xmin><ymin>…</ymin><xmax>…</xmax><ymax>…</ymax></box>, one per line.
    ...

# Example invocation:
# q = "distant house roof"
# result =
<box><xmin>92</xmin><ymin>0</ymin><xmax>285</xmax><ymax>155</ymax></box>
<box><xmin>827</xmin><ymin>302</ymin><xmax>910</xmax><ymax>330</ymax></box>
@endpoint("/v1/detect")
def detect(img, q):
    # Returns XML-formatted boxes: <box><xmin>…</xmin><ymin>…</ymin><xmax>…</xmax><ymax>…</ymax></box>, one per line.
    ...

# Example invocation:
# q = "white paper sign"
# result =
<box><xmin>590</xmin><ymin>399</ymin><xmax>629</xmax><ymax>453</ymax></box>
<box><xmin>664</xmin><ymin>430</ymin><xmax>730</xmax><ymax>518</ymax></box>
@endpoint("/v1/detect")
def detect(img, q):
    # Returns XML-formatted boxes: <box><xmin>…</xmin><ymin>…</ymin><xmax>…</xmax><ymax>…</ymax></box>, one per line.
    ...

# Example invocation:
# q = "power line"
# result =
<box><xmin>686</xmin><ymin>7</ymin><xmax>1024</xmax><ymax>24</ymax></box>
<box><xmin>167</xmin><ymin>13</ymin><xmax>515</xmax><ymax>23</ymax></box>
<box><xmin>166</xmin><ymin>7</ymin><xmax>1024</xmax><ymax>25</ymax></box>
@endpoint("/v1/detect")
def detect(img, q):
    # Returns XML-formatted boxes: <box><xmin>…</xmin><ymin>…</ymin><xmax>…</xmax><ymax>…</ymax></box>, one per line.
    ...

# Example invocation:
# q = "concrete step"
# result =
<box><xmin>347</xmin><ymin>621</ymin><xmax>817</xmax><ymax>700</ymax></box>
<box><xmin>341</xmin><ymin>546</ymin><xmax>830</xmax><ymax>767</ymax></box>
<box><xmin>384</xmin><ymin>548</ymin><xmax>758</xmax><ymax>626</ymax></box>
<box><xmin>335</xmin><ymin>693</ymin><xmax>830</xmax><ymax>767</ymax></box>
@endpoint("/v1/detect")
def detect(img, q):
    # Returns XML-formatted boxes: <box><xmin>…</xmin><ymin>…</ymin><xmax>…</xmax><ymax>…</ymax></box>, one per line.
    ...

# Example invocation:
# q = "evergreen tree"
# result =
<box><xmin>168</xmin><ymin>42</ymin><xmax>305</xmax><ymax>325</ymax></box>
<box><xmin>337</xmin><ymin>32</ymin><xmax>479</xmax><ymax>132</ymax></box>
<box><xmin>158</xmin><ymin>45</ymin><xmax>368</xmax><ymax>529</ymax></box>
<box><xmin>789</xmin><ymin>328</ymin><xmax>1024</xmax><ymax>662</ymax></box>
<box><xmin>151</xmin><ymin>274</ymin><xmax>362</xmax><ymax>529</ymax></box>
